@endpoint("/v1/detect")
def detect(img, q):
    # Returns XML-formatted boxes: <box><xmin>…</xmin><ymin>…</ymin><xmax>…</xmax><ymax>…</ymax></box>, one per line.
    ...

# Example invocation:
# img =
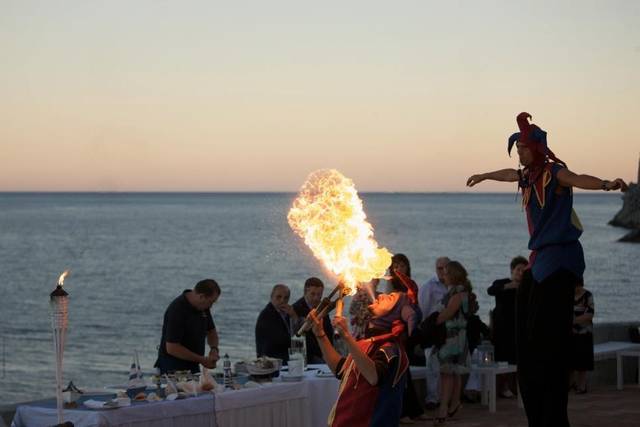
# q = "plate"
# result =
<box><xmin>281</xmin><ymin>374</ymin><xmax>303</xmax><ymax>382</ymax></box>
<box><xmin>83</xmin><ymin>399</ymin><xmax>121</xmax><ymax>410</ymax></box>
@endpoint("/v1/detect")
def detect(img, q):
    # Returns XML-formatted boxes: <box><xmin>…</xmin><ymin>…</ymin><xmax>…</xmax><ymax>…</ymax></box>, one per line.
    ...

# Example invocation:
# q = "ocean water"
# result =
<box><xmin>0</xmin><ymin>192</ymin><xmax>637</xmax><ymax>404</ymax></box>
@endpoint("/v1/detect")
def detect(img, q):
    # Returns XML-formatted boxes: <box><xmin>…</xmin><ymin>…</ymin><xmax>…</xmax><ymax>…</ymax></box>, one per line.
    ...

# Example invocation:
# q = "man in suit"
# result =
<box><xmin>292</xmin><ymin>277</ymin><xmax>334</xmax><ymax>364</ymax></box>
<box><xmin>255</xmin><ymin>284</ymin><xmax>299</xmax><ymax>362</ymax></box>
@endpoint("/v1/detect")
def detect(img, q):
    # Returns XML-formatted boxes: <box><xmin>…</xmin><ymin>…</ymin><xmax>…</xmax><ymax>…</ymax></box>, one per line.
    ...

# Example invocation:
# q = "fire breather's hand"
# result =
<box><xmin>332</xmin><ymin>316</ymin><xmax>350</xmax><ymax>338</ymax></box>
<box><xmin>308</xmin><ymin>309</ymin><xmax>324</xmax><ymax>336</ymax></box>
<box><xmin>466</xmin><ymin>174</ymin><xmax>485</xmax><ymax>187</ymax></box>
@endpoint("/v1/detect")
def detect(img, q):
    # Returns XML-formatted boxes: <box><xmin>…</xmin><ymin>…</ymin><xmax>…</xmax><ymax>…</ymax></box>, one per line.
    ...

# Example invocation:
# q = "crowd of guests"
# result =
<box><xmin>153</xmin><ymin>254</ymin><xmax>595</xmax><ymax>427</ymax></box>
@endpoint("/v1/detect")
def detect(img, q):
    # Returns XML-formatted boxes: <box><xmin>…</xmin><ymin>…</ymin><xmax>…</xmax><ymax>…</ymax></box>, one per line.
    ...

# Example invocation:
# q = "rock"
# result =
<box><xmin>609</xmin><ymin>183</ymin><xmax>640</xmax><ymax>230</ymax></box>
<box><xmin>619</xmin><ymin>229</ymin><xmax>640</xmax><ymax>243</ymax></box>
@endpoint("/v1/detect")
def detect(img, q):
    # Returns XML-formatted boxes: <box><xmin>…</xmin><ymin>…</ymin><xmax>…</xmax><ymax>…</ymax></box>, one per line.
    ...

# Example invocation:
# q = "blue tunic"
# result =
<box><xmin>523</xmin><ymin>163</ymin><xmax>585</xmax><ymax>282</ymax></box>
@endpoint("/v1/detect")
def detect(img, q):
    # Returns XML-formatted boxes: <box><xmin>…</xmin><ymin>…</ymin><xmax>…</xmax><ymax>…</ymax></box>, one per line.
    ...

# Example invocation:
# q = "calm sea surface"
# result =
<box><xmin>0</xmin><ymin>192</ymin><xmax>637</xmax><ymax>403</ymax></box>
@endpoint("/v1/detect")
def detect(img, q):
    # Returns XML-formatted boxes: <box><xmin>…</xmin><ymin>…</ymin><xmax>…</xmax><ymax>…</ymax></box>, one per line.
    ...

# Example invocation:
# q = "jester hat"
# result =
<box><xmin>507</xmin><ymin>112</ymin><xmax>564</xmax><ymax>167</ymax></box>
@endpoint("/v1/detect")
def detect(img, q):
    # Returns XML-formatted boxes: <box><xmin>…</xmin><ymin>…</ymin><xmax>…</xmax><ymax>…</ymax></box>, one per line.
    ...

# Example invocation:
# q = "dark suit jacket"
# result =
<box><xmin>255</xmin><ymin>302</ymin><xmax>292</xmax><ymax>362</ymax></box>
<box><xmin>292</xmin><ymin>297</ymin><xmax>334</xmax><ymax>364</ymax></box>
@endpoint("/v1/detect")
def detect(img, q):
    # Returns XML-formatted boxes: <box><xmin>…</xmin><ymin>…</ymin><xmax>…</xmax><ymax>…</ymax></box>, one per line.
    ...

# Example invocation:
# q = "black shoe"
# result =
<box><xmin>424</xmin><ymin>401</ymin><xmax>439</xmax><ymax>411</ymax></box>
<box><xmin>447</xmin><ymin>403</ymin><xmax>462</xmax><ymax>418</ymax></box>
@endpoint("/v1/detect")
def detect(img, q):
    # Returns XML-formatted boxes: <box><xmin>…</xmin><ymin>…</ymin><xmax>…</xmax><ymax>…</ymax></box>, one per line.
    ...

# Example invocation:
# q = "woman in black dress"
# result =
<box><xmin>571</xmin><ymin>278</ymin><xmax>594</xmax><ymax>393</ymax></box>
<box><xmin>487</xmin><ymin>255</ymin><xmax>527</xmax><ymax>397</ymax></box>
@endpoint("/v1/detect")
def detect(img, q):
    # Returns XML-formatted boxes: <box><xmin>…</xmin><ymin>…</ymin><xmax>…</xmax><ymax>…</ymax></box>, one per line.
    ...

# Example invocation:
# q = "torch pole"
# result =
<box><xmin>53</xmin><ymin>327</ymin><xmax>65</xmax><ymax>424</ymax></box>
<box><xmin>50</xmin><ymin>273</ymin><xmax>70</xmax><ymax>426</ymax></box>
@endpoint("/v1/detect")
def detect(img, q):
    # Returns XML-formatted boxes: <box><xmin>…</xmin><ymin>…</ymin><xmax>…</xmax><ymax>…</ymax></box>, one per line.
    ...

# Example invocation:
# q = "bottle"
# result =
<box><xmin>223</xmin><ymin>354</ymin><xmax>233</xmax><ymax>389</ymax></box>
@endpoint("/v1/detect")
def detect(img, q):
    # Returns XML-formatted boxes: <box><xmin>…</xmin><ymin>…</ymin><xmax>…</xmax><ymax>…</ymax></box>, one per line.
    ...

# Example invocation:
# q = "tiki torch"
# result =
<box><xmin>50</xmin><ymin>270</ymin><xmax>70</xmax><ymax>425</ymax></box>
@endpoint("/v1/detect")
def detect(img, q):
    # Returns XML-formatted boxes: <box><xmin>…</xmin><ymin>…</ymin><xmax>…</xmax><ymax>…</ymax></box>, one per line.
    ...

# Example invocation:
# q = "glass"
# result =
<box><xmin>290</xmin><ymin>335</ymin><xmax>307</xmax><ymax>367</ymax></box>
<box><xmin>287</xmin><ymin>349</ymin><xmax>304</xmax><ymax>377</ymax></box>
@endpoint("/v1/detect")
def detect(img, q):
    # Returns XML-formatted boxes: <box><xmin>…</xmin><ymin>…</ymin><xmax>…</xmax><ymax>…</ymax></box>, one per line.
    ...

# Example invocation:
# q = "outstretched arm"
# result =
<box><xmin>557</xmin><ymin>169</ymin><xmax>628</xmax><ymax>192</ymax></box>
<box><xmin>466</xmin><ymin>169</ymin><xmax>519</xmax><ymax>187</ymax></box>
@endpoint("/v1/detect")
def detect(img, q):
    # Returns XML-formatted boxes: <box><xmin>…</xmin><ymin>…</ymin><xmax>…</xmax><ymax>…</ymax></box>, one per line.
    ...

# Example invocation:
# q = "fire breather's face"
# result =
<box><xmin>368</xmin><ymin>292</ymin><xmax>400</xmax><ymax>317</ymax></box>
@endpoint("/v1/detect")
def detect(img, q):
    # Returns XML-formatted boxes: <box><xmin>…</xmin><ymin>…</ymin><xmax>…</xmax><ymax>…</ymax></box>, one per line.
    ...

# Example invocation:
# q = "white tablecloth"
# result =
<box><xmin>12</xmin><ymin>366</ymin><xmax>340</xmax><ymax>427</ymax></box>
<box><xmin>12</xmin><ymin>393</ymin><xmax>218</xmax><ymax>427</ymax></box>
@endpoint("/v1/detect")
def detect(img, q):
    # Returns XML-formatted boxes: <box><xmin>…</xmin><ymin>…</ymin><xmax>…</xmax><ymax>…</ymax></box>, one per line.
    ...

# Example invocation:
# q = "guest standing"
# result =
<box><xmin>255</xmin><ymin>284</ymin><xmax>299</xmax><ymax>362</ymax></box>
<box><xmin>388</xmin><ymin>254</ymin><xmax>426</xmax><ymax>423</ymax></box>
<box><xmin>418</xmin><ymin>256</ymin><xmax>450</xmax><ymax>410</ymax></box>
<box><xmin>349</xmin><ymin>279</ymin><xmax>380</xmax><ymax>340</ymax></box>
<box><xmin>571</xmin><ymin>278</ymin><xmax>594</xmax><ymax>394</ymax></box>
<box><xmin>487</xmin><ymin>255</ymin><xmax>527</xmax><ymax>397</ymax></box>
<box><xmin>435</xmin><ymin>261</ymin><xmax>471</xmax><ymax>424</ymax></box>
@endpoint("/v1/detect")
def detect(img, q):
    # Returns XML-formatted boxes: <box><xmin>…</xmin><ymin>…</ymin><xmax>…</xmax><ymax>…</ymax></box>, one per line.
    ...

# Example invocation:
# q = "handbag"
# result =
<box><xmin>417</xmin><ymin>311</ymin><xmax>446</xmax><ymax>349</ymax></box>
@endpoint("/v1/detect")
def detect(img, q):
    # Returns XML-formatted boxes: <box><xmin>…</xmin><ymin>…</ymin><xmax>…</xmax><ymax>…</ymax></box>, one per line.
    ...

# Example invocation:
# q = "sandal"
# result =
<box><xmin>448</xmin><ymin>403</ymin><xmax>462</xmax><ymax>418</ymax></box>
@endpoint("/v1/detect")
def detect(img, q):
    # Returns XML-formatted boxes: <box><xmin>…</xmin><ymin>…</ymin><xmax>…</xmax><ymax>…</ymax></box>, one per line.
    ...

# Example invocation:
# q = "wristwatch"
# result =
<box><xmin>601</xmin><ymin>180</ymin><xmax>610</xmax><ymax>191</ymax></box>
<box><xmin>209</xmin><ymin>346</ymin><xmax>219</xmax><ymax>353</ymax></box>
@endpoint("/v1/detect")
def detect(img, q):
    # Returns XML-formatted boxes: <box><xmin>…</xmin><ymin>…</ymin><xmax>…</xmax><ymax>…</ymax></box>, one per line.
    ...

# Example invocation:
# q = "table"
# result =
<box><xmin>12</xmin><ymin>366</ymin><xmax>339</xmax><ymax>427</ymax></box>
<box><xmin>12</xmin><ymin>393</ymin><xmax>219</xmax><ymax>427</ymax></box>
<box><xmin>474</xmin><ymin>364</ymin><xmax>519</xmax><ymax>413</ymax></box>
<box><xmin>616</xmin><ymin>349</ymin><xmax>640</xmax><ymax>390</ymax></box>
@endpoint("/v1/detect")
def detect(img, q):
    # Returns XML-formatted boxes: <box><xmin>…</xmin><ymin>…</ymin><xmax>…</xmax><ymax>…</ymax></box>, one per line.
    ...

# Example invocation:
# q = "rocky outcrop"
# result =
<box><xmin>609</xmin><ymin>183</ymin><xmax>640</xmax><ymax>229</ymax></box>
<box><xmin>609</xmin><ymin>172</ymin><xmax>640</xmax><ymax>242</ymax></box>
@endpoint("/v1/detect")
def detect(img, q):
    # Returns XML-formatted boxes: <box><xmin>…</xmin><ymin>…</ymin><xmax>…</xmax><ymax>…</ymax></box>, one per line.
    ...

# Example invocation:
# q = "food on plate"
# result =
<box><xmin>134</xmin><ymin>392</ymin><xmax>146</xmax><ymax>401</ymax></box>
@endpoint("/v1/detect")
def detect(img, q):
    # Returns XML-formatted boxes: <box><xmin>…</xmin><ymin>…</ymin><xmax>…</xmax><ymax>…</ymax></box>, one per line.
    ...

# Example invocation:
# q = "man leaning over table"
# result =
<box><xmin>155</xmin><ymin>279</ymin><xmax>221</xmax><ymax>374</ymax></box>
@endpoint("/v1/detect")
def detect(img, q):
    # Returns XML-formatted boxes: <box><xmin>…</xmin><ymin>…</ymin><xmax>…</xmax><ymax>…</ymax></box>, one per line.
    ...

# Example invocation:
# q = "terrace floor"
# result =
<box><xmin>408</xmin><ymin>385</ymin><xmax>640</xmax><ymax>427</ymax></box>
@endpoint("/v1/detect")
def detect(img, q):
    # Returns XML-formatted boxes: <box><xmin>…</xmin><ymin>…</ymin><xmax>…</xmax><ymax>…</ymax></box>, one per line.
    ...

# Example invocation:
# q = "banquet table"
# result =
<box><xmin>12</xmin><ymin>365</ymin><xmax>339</xmax><ymax>427</ymax></box>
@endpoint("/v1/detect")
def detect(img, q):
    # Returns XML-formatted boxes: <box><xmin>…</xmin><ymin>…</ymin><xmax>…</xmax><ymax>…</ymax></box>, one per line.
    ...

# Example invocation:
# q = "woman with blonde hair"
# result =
<box><xmin>434</xmin><ymin>261</ymin><xmax>471</xmax><ymax>424</ymax></box>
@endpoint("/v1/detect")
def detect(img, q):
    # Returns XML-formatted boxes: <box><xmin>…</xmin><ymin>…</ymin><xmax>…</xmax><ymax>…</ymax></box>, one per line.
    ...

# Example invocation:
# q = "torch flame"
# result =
<box><xmin>57</xmin><ymin>270</ymin><xmax>71</xmax><ymax>287</ymax></box>
<box><xmin>287</xmin><ymin>169</ymin><xmax>392</xmax><ymax>296</ymax></box>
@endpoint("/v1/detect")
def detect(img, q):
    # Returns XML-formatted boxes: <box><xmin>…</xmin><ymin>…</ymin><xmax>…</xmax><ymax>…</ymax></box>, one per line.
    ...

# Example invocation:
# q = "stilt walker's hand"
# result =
<box><xmin>466</xmin><ymin>174</ymin><xmax>486</xmax><ymax>187</ymax></box>
<box><xmin>603</xmin><ymin>178</ymin><xmax>628</xmax><ymax>192</ymax></box>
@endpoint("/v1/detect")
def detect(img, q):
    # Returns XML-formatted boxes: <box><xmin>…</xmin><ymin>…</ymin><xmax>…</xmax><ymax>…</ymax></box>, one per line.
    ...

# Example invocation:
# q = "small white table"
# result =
<box><xmin>473</xmin><ymin>364</ymin><xmax>518</xmax><ymax>413</ymax></box>
<box><xmin>616</xmin><ymin>349</ymin><xmax>640</xmax><ymax>390</ymax></box>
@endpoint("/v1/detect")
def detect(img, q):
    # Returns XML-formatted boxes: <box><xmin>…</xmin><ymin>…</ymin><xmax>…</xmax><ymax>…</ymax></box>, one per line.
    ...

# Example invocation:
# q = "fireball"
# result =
<box><xmin>287</xmin><ymin>169</ymin><xmax>391</xmax><ymax>295</ymax></box>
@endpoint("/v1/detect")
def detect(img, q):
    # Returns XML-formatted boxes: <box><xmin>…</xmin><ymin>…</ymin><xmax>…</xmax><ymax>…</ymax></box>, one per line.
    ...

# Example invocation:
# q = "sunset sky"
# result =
<box><xmin>1</xmin><ymin>1</ymin><xmax>638</xmax><ymax>192</ymax></box>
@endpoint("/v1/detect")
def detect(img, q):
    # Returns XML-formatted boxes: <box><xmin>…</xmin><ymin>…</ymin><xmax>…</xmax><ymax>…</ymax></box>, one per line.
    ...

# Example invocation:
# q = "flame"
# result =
<box><xmin>57</xmin><ymin>270</ymin><xmax>71</xmax><ymax>286</ymax></box>
<box><xmin>287</xmin><ymin>169</ymin><xmax>392</xmax><ymax>296</ymax></box>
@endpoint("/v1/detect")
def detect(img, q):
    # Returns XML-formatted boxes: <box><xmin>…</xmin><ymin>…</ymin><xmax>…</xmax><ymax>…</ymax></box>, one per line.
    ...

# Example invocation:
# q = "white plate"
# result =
<box><xmin>280</xmin><ymin>374</ymin><xmax>303</xmax><ymax>382</ymax></box>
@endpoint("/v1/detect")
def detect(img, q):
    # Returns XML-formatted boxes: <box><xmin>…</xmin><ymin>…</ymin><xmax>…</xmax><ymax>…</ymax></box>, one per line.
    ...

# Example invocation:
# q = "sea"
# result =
<box><xmin>0</xmin><ymin>192</ymin><xmax>637</xmax><ymax>404</ymax></box>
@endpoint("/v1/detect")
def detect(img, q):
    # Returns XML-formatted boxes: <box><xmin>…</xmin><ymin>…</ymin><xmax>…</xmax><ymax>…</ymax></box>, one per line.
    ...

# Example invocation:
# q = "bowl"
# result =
<box><xmin>245</xmin><ymin>357</ymin><xmax>282</xmax><ymax>376</ymax></box>
<box><xmin>125</xmin><ymin>386</ymin><xmax>147</xmax><ymax>399</ymax></box>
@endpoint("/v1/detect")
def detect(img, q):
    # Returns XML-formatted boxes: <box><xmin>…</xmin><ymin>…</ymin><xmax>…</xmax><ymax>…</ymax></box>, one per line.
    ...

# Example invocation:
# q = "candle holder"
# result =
<box><xmin>50</xmin><ymin>270</ymin><xmax>71</xmax><ymax>426</ymax></box>
<box><xmin>476</xmin><ymin>340</ymin><xmax>495</xmax><ymax>367</ymax></box>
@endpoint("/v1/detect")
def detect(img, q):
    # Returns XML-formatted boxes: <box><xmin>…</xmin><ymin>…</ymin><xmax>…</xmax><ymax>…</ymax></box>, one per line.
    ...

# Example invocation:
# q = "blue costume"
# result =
<box><xmin>509</xmin><ymin>112</ymin><xmax>582</xmax><ymax>427</ymax></box>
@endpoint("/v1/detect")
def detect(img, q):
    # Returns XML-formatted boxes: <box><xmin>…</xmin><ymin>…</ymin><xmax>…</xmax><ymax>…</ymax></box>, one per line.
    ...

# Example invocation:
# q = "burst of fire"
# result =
<box><xmin>57</xmin><ymin>270</ymin><xmax>71</xmax><ymax>286</ymax></box>
<box><xmin>287</xmin><ymin>169</ymin><xmax>392</xmax><ymax>296</ymax></box>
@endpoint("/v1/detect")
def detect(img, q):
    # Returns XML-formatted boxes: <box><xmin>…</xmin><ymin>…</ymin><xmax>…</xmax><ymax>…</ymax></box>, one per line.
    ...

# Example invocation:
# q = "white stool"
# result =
<box><xmin>616</xmin><ymin>350</ymin><xmax>640</xmax><ymax>390</ymax></box>
<box><xmin>473</xmin><ymin>364</ymin><xmax>518</xmax><ymax>413</ymax></box>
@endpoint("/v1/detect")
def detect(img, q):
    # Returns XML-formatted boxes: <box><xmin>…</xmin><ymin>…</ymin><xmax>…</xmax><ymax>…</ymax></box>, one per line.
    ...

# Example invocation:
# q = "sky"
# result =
<box><xmin>1</xmin><ymin>0</ymin><xmax>639</xmax><ymax>192</ymax></box>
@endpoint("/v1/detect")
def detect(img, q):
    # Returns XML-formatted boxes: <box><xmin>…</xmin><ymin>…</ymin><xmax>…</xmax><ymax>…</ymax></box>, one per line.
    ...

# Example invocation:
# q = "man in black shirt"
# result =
<box><xmin>292</xmin><ymin>277</ymin><xmax>334</xmax><ymax>364</ymax></box>
<box><xmin>155</xmin><ymin>279</ymin><xmax>221</xmax><ymax>374</ymax></box>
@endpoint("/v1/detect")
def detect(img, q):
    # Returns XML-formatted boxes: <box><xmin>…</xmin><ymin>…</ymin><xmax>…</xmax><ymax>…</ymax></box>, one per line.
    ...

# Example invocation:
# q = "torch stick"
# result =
<box><xmin>50</xmin><ymin>270</ymin><xmax>70</xmax><ymax>426</ymax></box>
<box><xmin>296</xmin><ymin>282</ymin><xmax>343</xmax><ymax>336</ymax></box>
